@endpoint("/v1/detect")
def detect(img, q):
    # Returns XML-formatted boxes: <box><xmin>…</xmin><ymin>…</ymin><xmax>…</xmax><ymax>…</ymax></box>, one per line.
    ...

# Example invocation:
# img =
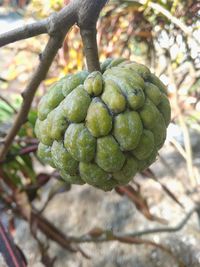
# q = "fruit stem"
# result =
<box><xmin>80</xmin><ymin>27</ymin><xmax>101</xmax><ymax>72</ymax></box>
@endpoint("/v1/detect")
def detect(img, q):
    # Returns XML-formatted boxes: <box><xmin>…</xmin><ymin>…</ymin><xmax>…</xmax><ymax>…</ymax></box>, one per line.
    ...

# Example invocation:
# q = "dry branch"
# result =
<box><xmin>67</xmin><ymin>205</ymin><xmax>199</xmax><ymax>243</ymax></box>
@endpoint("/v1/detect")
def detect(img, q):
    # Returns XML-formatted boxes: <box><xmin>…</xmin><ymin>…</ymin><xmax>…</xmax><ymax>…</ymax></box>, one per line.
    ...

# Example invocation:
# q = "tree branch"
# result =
<box><xmin>75</xmin><ymin>0</ymin><xmax>107</xmax><ymax>26</ymax></box>
<box><xmin>0</xmin><ymin>0</ymin><xmax>107</xmax><ymax>48</ymax></box>
<box><xmin>0</xmin><ymin>2</ymin><xmax>77</xmax><ymax>48</ymax></box>
<box><xmin>0</xmin><ymin>20</ymin><xmax>48</xmax><ymax>47</ymax></box>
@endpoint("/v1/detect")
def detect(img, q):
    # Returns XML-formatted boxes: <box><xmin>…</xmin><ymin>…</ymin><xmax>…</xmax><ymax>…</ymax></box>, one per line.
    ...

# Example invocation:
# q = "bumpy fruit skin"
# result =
<box><xmin>35</xmin><ymin>58</ymin><xmax>171</xmax><ymax>191</ymax></box>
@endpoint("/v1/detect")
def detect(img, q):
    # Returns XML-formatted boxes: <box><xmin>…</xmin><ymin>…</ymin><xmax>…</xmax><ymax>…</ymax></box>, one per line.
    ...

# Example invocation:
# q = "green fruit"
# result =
<box><xmin>62</xmin><ymin>85</ymin><xmax>91</xmax><ymax>123</ymax></box>
<box><xmin>35</xmin><ymin>58</ymin><xmax>171</xmax><ymax>191</ymax></box>
<box><xmin>112</xmin><ymin>156</ymin><xmax>138</xmax><ymax>184</ymax></box>
<box><xmin>86</xmin><ymin>98</ymin><xmax>112</xmax><ymax>137</ymax></box>
<box><xmin>139</xmin><ymin>99</ymin><xmax>160</xmax><ymax>130</ymax></box>
<box><xmin>148</xmin><ymin>73</ymin><xmax>167</xmax><ymax>95</ymax></box>
<box><xmin>105</xmin><ymin>58</ymin><xmax>127</xmax><ymax>69</ymax></box>
<box><xmin>64</xmin><ymin>123</ymin><xmax>96</xmax><ymax>162</ymax></box>
<box><xmin>96</xmin><ymin>135</ymin><xmax>125</xmax><ymax>172</ymax></box>
<box><xmin>79</xmin><ymin>162</ymin><xmax>117</xmax><ymax>191</ymax></box>
<box><xmin>144</xmin><ymin>82</ymin><xmax>162</xmax><ymax>105</ymax></box>
<box><xmin>119</xmin><ymin>62</ymin><xmax>151</xmax><ymax>80</ymax></box>
<box><xmin>114</xmin><ymin>111</ymin><xmax>143</xmax><ymax>150</ymax></box>
<box><xmin>104</xmin><ymin>67</ymin><xmax>145</xmax><ymax>89</ymax></box>
<box><xmin>151</xmin><ymin>113</ymin><xmax>166</xmax><ymax>148</ymax></box>
<box><xmin>62</xmin><ymin>71</ymin><xmax>89</xmax><ymax>96</ymax></box>
<box><xmin>84</xmin><ymin>71</ymin><xmax>103</xmax><ymax>96</ymax></box>
<box><xmin>35</xmin><ymin>118</ymin><xmax>53</xmax><ymax>146</ymax></box>
<box><xmin>101</xmin><ymin>79</ymin><xmax>126</xmax><ymax>113</ymax></box>
<box><xmin>157</xmin><ymin>94</ymin><xmax>171</xmax><ymax>126</ymax></box>
<box><xmin>47</xmin><ymin>106</ymin><xmax>68</xmax><ymax>140</ymax></box>
<box><xmin>104</xmin><ymin>69</ymin><xmax>145</xmax><ymax>110</ymax></box>
<box><xmin>37</xmin><ymin>143</ymin><xmax>55</xmax><ymax>167</ymax></box>
<box><xmin>51</xmin><ymin>141</ymin><xmax>79</xmax><ymax>175</ymax></box>
<box><xmin>60</xmin><ymin>171</ymin><xmax>85</xmax><ymax>185</ymax></box>
<box><xmin>131</xmin><ymin>129</ymin><xmax>154</xmax><ymax>160</ymax></box>
<box><xmin>37</xmin><ymin>81</ymin><xmax>65</xmax><ymax>121</ymax></box>
<box><xmin>100</xmin><ymin>58</ymin><xmax>113</xmax><ymax>73</ymax></box>
<box><xmin>137</xmin><ymin>148</ymin><xmax>158</xmax><ymax>171</ymax></box>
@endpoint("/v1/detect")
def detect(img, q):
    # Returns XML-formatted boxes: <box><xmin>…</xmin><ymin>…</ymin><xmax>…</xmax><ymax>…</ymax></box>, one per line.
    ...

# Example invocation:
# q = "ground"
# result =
<box><xmin>1</xmin><ymin>141</ymin><xmax>200</xmax><ymax>267</ymax></box>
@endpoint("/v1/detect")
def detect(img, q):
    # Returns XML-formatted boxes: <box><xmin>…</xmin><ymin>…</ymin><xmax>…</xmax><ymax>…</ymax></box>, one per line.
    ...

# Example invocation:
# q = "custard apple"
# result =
<box><xmin>35</xmin><ymin>58</ymin><xmax>171</xmax><ymax>191</ymax></box>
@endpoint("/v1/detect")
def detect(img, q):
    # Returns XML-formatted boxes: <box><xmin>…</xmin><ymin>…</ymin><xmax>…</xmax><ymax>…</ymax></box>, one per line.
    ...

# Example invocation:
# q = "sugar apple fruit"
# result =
<box><xmin>35</xmin><ymin>58</ymin><xmax>171</xmax><ymax>191</ymax></box>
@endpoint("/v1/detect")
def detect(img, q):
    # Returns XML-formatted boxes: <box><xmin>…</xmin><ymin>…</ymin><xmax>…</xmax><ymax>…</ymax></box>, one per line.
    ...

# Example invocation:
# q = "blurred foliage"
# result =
<box><xmin>0</xmin><ymin>100</ymin><xmax>37</xmax><ymax>186</ymax></box>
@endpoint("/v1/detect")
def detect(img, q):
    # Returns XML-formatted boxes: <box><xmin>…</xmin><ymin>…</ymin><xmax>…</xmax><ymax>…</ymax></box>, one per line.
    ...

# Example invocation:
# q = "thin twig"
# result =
<box><xmin>67</xmin><ymin>205</ymin><xmax>199</xmax><ymax>243</ymax></box>
<box><xmin>0</xmin><ymin>95</ymin><xmax>17</xmax><ymax>113</ymax></box>
<box><xmin>125</xmin><ymin>206</ymin><xmax>198</xmax><ymax>237</ymax></box>
<box><xmin>170</xmin><ymin>138</ymin><xmax>187</xmax><ymax>160</ymax></box>
<box><xmin>141</xmin><ymin>169</ymin><xmax>184</xmax><ymax>209</ymax></box>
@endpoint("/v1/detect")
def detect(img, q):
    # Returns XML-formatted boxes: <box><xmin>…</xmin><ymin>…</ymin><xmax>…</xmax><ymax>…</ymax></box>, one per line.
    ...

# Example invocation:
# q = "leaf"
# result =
<box><xmin>0</xmin><ymin>220</ymin><xmax>27</xmax><ymax>267</ymax></box>
<box><xmin>3</xmin><ymin>164</ymin><xmax>23</xmax><ymax>187</ymax></box>
<box><xmin>0</xmin><ymin>101</ymin><xmax>13</xmax><ymax>122</ymax></box>
<box><xmin>115</xmin><ymin>185</ymin><xmax>167</xmax><ymax>224</ymax></box>
<box><xmin>27</xmin><ymin>110</ymin><xmax>38</xmax><ymax>127</ymax></box>
<box><xmin>15</xmin><ymin>156</ymin><xmax>36</xmax><ymax>182</ymax></box>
